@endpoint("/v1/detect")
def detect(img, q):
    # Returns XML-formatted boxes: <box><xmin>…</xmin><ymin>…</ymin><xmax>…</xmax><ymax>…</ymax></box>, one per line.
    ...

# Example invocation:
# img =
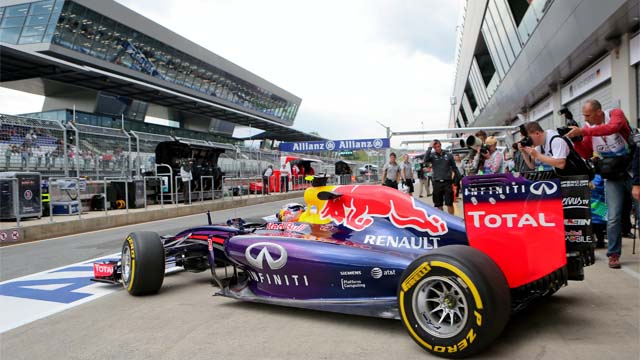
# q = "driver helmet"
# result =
<box><xmin>276</xmin><ymin>203</ymin><xmax>306</xmax><ymax>222</ymax></box>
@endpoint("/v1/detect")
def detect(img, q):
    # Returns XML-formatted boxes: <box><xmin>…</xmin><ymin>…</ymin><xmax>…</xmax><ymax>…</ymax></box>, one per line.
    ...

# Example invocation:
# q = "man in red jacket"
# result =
<box><xmin>566</xmin><ymin>99</ymin><xmax>632</xmax><ymax>269</ymax></box>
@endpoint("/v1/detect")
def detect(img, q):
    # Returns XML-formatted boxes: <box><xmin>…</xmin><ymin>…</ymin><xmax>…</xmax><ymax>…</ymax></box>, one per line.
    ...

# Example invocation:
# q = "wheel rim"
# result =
<box><xmin>121</xmin><ymin>243</ymin><xmax>132</xmax><ymax>285</ymax></box>
<box><xmin>412</xmin><ymin>275</ymin><xmax>469</xmax><ymax>338</ymax></box>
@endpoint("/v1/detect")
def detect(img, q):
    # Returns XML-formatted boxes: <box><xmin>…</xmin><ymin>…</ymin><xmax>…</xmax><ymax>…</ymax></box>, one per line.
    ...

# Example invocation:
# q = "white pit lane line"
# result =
<box><xmin>0</xmin><ymin>253</ymin><xmax>181</xmax><ymax>334</ymax></box>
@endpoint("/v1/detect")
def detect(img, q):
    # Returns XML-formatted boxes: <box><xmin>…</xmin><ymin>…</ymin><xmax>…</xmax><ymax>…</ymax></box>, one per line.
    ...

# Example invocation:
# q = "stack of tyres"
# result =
<box><xmin>0</xmin><ymin>172</ymin><xmax>42</xmax><ymax>220</ymax></box>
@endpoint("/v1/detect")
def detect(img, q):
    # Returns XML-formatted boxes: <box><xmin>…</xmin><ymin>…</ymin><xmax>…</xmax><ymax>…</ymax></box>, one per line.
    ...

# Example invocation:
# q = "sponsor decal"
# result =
<box><xmin>265</xmin><ymin>222</ymin><xmax>309</xmax><ymax>232</ymax></box>
<box><xmin>245</xmin><ymin>242</ymin><xmax>287</xmax><ymax>270</ymax></box>
<box><xmin>244</xmin><ymin>242</ymin><xmax>310</xmax><ymax>288</ymax></box>
<box><xmin>320</xmin><ymin>185</ymin><xmax>448</xmax><ymax>234</ymax></box>
<box><xmin>464</xmin><ymin>184</ymin><xmax>527</xmax><ymax>196</ymax></box>
<box><xmin>341</xmin><ymin>278</ymin><xmax>365</xmax><ymax>289</ymax></box>
<box><xmin>371</xmin><ymin>267</ymin><xmax>382</xmax><ymax>279</ymax></box>
<box><xmin>247</xmin><ymin>270</ymin><xmax>309</xmax><ymax>287</ymax></box>
<box><xmin>340</xmin><ymin>270</ymin><xmax>362</xmax><ymax>276</ymax></box>
<box><xmin>564</xmin><ymin>219</ymin><xmax>591</xmax><ymax>226</ymax></box>
<box><xmin>467</xmin><ymin>211</ymin><xmax>556</xmax><ymax>228</ymax></box>
<box><xmin>562</xmin><ymin>197</ymin><xmax>589</xmax><ymax>208</ymax></box>
<box><xmin>561</xmin><ymin>179</ymin><xmax>590</xmax><ymax>188</ymax></box>
<box><xmin>566</xmin><ymin>230</ymin><xmax>583</xmax><ymax>236</ymax></box>
<box><xmin>93</xmin><ymin>263</ymin><xmax>115</xmax><ymax>277</ymax></box>
<box><xmin>401</xmin><ymin>262</ymin><xmax>431</xmax><ymax>291</ymax></box>
<box><xmin>319</xmin><ymin>224</ymin><xmax>338</xmax><ymax>232</ymax></box>
<box><xmin>363</xmin><ymin>235</ymin><xmax>439</xmax><ymax>249</ymax></box>
<box><xmin>23</xmin><ymin>190</ymin><xmax>32</xmax><ymax>200</ymax></box>
<box><xmin>566</xmin><ymin>235</ymin><xmax>592</xmax><ymax>243</ymax></box>
<box><xmin>530</xmin><ymin>181</ymin><xmax>558</xmax><ymax>195</ymax></box>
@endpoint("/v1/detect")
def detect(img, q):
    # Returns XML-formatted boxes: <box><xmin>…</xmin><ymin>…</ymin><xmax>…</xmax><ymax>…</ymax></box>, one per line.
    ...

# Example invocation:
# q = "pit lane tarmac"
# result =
<box><xmin>0</xmin><ymin>196</ymin><xmax>638</xmax><ymax>360</ymax></box>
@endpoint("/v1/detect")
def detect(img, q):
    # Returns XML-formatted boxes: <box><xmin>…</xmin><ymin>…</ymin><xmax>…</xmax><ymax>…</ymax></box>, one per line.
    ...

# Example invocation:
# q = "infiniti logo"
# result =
<box><xmin>530</xmin><ymin>181</ymin><xmax>558</xmax><ymax>195</ymax></box>
<box><xmin>245</xmin><ymin>242</ymin><xmax>288</xmax><ymax>270</ymax></box>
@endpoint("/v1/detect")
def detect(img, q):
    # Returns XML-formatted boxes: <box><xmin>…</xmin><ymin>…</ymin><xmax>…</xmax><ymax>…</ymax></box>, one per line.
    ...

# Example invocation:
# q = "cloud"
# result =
<box><xmin>0</xmin><ymin>1</ymin><xmax>462</xmax><ymax>149</ymax></box>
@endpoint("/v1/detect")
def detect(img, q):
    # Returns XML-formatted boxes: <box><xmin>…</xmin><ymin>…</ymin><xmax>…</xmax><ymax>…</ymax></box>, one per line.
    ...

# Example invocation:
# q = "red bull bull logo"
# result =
<box><xmin>319</xmin><ymin>185</ymin><xmax>447</xmax><ymax>235</ymax></box>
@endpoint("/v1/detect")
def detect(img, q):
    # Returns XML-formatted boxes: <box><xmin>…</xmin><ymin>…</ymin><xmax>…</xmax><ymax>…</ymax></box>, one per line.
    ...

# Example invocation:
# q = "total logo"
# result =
<box><xmin>530</xmin><ymin>181</ymin><xmax>558</xmax><ymax>196</ymax></box>
<box><xmin>467</xmin><ymin>211</ymin><xmax>556</xmax><ymax>228</ymax></box>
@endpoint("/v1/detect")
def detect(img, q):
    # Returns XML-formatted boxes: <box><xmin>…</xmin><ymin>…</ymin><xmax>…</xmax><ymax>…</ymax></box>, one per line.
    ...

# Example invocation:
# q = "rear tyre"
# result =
<box><xmin>121</xmin><ymin>231</ymin><xmax>165</xmax><ymax>295</ymax></box>
<box><xmin>398</xmin><ymin>245</ymin><xmax>510</xmax><ymax>358</ymax></box>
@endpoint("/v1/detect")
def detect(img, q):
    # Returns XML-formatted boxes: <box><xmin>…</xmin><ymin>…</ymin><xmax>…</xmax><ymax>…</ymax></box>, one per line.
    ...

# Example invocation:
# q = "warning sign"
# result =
<box><xmin>0</xmin><ymin>229</ymin><xmax>22</xmax><ymax>243</ymax></box>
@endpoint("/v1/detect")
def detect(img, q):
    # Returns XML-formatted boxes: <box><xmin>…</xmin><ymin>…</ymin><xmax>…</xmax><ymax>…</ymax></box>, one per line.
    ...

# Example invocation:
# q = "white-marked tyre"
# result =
<box><xmin>122</xmin><ymin>231</ymin><xmax>165</xmax><ymax>296</ymax></box>
<box><xmin>398</xmin><ymin>245</ymin><xmax>510</xmax><ymax>358</ymax></box>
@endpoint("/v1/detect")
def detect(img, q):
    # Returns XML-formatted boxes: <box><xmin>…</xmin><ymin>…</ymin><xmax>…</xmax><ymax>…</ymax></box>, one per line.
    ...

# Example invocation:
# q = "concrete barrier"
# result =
<box><xmin>7</xmin><ymin>192</ymin><xmax>302</xmax><ymax>245</ymax></box>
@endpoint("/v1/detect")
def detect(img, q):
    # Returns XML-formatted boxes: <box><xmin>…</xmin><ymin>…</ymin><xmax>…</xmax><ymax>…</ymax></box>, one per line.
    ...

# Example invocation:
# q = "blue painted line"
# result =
<box><xmin>0</xmin><ymin>277</ymin><xmax>94</xmax><ymax>304</ymax></box>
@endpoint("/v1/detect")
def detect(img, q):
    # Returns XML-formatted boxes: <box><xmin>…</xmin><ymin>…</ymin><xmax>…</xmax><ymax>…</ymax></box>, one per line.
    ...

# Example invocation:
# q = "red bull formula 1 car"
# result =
<box><xmin>92</xmin><ymin>173</ymin><xmax>594</xmax><ymax>358</ymax></box>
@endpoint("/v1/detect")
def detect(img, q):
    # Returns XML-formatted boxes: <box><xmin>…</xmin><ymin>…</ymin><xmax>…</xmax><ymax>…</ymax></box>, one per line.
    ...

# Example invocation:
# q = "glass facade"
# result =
<box><xmin>0</xmin><ymin>0</ymin><xmax>299</xmax><ymax>125</ymax></box>
<box><xmin>457</xmin><ymin>0</ymin><xmax>552</xmax><ymax>128</ymax></box>
<box><xmin>0</xmin><ymin>0</ymin><xmax>61</xmax><ymax>45</ymax></box>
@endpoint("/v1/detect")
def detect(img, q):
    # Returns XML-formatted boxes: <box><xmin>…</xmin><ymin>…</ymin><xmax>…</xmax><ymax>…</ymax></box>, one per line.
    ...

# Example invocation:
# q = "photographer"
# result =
<box><xmin>565</xmin><ymin>99</ymin><xmax>632</xmax><ymax>269</ymax></box>
<box><xmin>478</xmin><ymin>136</ymin><xmax>503</xmax><ymax>174</ymax></box>
<box><xmin>518</xmin><ymin>122</ymin><xmax>569</xmax><ymax>172</ymax></box>
<box><xmin>463</xmin><ymin>130</ymin><xmax>487</xmax><ymax>175</ymax></box>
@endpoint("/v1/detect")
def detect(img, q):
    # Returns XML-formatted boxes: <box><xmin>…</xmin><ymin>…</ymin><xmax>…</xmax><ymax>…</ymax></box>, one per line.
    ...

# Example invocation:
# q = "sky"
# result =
<box><xmin>0</xmin><ymin>0</ymin><xmax>464</xmax><ymax>148</ymax></box>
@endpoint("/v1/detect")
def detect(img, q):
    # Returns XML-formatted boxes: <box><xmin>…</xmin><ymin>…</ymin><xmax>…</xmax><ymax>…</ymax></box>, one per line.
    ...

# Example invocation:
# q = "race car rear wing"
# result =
<box><xmin>462</xmin><ymin>173</ymin><xmax>566</xmax><ymax>289</ymax></box>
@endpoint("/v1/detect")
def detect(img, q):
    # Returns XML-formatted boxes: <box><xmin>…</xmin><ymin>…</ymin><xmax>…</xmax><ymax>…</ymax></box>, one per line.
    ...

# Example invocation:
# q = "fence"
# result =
<box><xmin>131</xmin><ymin>130</ymin><xmax>174</xmax><ymax>176</ymax></box>
<box><xmin>74</xmin><ymin>123</ymin><xmax>132</xmax><ymax>178</ymax></box>
<box><xmin>0</xmin><ymin>114</ymin><xmax>67</xmax><ymax>177</ymax></box>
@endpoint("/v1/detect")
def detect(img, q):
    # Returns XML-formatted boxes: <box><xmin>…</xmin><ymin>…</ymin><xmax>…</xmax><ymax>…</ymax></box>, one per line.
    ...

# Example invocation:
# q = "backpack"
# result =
<box><xmin>547</xmin><ymin>135</ymin><xmax>595</xmax><ymax>180</ymax></box>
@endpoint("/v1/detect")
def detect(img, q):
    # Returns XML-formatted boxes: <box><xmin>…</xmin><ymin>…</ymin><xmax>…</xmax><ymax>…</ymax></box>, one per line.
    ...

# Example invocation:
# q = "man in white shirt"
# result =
<box><xmin>518</xmin><ymin>122</ymin><xmax>569</xmax><ymax>172</ymax></box>
<box><xmin>262</xmin><ymin>165</ymin><xmax>273</xmax><ymax>195</ymax></box>
<box><xmin>280</xmin><ymin>163</ymin><xmax>290</xmax><ymax>193</ymax></box>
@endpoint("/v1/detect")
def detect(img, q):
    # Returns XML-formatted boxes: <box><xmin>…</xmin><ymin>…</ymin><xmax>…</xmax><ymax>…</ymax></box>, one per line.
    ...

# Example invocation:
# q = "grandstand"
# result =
<box><xmin>0</xmin><ymin>113</ymin><xmax>349</xmax><ymax>180</ymax></box>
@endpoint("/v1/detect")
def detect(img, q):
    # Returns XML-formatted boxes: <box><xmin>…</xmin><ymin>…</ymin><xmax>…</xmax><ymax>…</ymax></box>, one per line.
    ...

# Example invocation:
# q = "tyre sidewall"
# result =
<box><xmin>398</xmin><ymin>248</ymin><xmax>509</xmax><ymax>358</ymax></box>
<box><xmin>122</xmin><ymin>231</ymin><xmax>165</xmax><ymax>295</ymax></box>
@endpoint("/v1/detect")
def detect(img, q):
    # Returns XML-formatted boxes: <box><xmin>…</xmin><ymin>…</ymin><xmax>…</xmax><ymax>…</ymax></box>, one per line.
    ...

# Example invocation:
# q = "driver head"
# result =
<box><xmin>277</xmin><ymin>203</ymin><xmax>306</xmax><ymax>222</ymax></box>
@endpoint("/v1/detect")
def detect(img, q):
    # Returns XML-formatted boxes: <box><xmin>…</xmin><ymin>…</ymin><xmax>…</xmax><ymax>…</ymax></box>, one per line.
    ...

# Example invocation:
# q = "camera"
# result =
<box><xmin>518</xmin><ymin>124</ymin><xmax>533</xmax><ymax>147</ymax></box>
<box><xmin>479</xmin><ymin>144</ymin><xmax>490</xmax><ymax>155</ymax></box>
<box><xmin>557</xmin><ymin>126</ymin><xmax>583</xmax><ymax>142</ymax></box>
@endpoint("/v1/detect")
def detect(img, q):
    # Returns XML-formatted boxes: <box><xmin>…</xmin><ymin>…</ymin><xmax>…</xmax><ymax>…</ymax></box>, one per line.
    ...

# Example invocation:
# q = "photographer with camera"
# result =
<box><xmin>565</xmin><ymin>99</ymin><xmax>633</xmax><ymax>269</ymax></box>
<box><xmin>518</xmin><ymin>122</ymin><xmax>570</xmax><ymax>172</ymax></box>
<box><xmin>462</xmin><ymin>130</ymin><xmax>487</xmax><ymax>175</ymax></box>
<box><xmin>478</xmin><ymin>136</ymin><xmax>504</xmax><ymax>174</ymax></box>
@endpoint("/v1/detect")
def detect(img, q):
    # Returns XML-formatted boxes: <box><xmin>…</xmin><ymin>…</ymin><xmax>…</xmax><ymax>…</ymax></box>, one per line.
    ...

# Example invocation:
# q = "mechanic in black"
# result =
<box><xmin>423</xmin><ymin>140</ymin><xmax>460</xmax><ymax>214</ymax></box>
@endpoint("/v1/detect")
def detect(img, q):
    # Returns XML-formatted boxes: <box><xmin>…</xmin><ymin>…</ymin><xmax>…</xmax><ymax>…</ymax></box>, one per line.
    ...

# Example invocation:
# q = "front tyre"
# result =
<box><xmin>121</xmin><ymin>231</ymin><xmax>165</xmax><ymax>295</ymax></box>
<box><xmin>398</xmin><ymin>245</ymin><xmax>510</xmax><ymax>358</ymax></box>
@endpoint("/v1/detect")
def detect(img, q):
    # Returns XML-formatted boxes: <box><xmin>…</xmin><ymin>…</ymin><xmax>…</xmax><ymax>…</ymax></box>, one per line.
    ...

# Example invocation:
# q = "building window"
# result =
<box><xmin>47</xmin><ymin>1</ymin><xmax>298</xmax><ymax>124</ymax></box>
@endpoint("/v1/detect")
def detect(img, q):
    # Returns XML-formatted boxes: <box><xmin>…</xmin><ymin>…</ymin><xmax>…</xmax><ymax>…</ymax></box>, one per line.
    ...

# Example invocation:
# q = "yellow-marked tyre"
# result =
<box><xmin>121</xmin><ymin>231</ymin><xmax>165</xmax><ymax>296</ymax></box>
<box><xmin>398</xmin><ymin>245</ymin><xmax>510</xmax><ymax>358</ymax></box>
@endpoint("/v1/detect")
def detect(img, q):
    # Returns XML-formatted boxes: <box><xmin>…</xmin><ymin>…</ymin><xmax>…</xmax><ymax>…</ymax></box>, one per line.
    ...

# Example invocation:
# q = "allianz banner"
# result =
<box><xmin>279</xmin><ymin>138</ymin><xmax>390</xmax><ymax>152</ymax></box>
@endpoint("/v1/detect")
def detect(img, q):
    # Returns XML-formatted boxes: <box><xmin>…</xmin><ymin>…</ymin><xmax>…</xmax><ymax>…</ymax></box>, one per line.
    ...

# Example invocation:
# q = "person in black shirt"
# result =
<box><xmin>423</xmin><ymin>140</ymin><xmax>461</xmax><ymax>214</ymax></box>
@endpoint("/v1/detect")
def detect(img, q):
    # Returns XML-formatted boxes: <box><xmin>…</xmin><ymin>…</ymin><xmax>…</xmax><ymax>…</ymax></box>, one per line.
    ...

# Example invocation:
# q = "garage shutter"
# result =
<box><xmin>564</xmin><ymin>82</ymin><xmax>613</xmax><ymax>126</ymax></box>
